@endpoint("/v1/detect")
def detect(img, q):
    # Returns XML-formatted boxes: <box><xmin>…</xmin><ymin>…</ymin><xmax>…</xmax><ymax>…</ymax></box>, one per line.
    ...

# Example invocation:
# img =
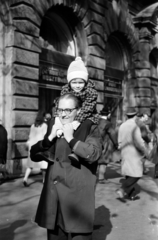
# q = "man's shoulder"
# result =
<box><xmin>120</xmin><ymin>119</ymin><xmax>136</xmax><ymax>129</ymax></box>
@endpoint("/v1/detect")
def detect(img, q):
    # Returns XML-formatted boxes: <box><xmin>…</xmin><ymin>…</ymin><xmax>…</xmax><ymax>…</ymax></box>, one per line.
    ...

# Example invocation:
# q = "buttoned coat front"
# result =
<box><xmin>118</xmin><ymin>118</ymin><xmax>148</xmax><ymax>177</ymax></box>
<box><xmin>30</xmin><ymin>123</ymin><xmax>102</xmax><ymax>233</ymax></box>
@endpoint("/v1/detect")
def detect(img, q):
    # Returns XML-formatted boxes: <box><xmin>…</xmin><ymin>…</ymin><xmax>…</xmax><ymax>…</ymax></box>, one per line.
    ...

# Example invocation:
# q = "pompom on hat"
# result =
<box><xmin>67</xmin><ymin>57</ymin><xmax>88</xmax><ymax>83</ymax></box>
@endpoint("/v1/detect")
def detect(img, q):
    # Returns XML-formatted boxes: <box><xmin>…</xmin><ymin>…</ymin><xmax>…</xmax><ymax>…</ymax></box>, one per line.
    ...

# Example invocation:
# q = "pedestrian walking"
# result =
<box><xmin>0</xmin><ymin>119</ymin><xmax>8</xmax><ymax>182</ymax></box>
<box><xmin>149</xmin><ymin>108</ymin><xmax>158</xmax><ymax>178</ymax></box>
<box><xmin>97</xmin><ymin>108</ymin><xmax>118</xmax><ymax>183</ymax></box>
<box><xmin>116</xmin><ymin>108</ymin><xmax>149</xmax><ymax>200</ymax></box>
<box><xmin>23</xmin><ymin>111</ymin><xmax>48</xmax><ymax>186</ymax></box>
<box><xmin>30</xmin><ymin>93</ymin><xmax>102</xmax><ymax>240</ymax></box>
<box><xmin>136</xmin><ymin>113</ymin><xmax>151</xmax><ymax>174</ymax></box>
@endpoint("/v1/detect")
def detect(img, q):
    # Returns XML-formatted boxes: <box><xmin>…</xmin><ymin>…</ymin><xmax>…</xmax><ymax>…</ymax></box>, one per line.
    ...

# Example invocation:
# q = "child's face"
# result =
<box><xmin>70</xmin><ymin>78</ymin><xmax>86</xmax><ymax>92</ymax></box>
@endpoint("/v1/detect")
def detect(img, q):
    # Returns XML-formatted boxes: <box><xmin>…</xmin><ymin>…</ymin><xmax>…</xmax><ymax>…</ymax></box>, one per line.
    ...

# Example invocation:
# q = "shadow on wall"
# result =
<box><xmin>93</xmin><ymin>205</ymin><xmax>112</xmax><ymax>240</ymax></box>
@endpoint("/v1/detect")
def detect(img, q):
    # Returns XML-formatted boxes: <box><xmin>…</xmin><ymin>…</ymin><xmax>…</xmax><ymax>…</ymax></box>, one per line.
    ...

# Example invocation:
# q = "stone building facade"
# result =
<box><xmin>0</xmin><ymin>0</ymin><xmax>158</xmax><ymax>175</ymax></box>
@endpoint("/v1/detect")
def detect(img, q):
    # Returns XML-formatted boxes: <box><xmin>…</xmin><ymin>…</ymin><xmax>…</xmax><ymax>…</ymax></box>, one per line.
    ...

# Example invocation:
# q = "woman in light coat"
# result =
<box><xmin>23</xmin><ymin>111</ymin><xmax>48</xmax><ymax>186</ymax></box>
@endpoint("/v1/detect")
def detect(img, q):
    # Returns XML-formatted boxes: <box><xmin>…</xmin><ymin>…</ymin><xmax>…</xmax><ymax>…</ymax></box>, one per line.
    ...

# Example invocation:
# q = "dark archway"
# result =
<box><xmin>104</xmin><ymin>31</ymin><xmax>133</xmax><ymax>124</ymax></box>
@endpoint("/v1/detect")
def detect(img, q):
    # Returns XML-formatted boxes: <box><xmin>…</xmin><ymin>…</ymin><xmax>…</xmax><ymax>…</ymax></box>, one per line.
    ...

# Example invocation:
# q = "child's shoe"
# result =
<box><xmin>68</xmin><ymin>153</ymin><xmax>79</xmax><ymax>161</ymax></box>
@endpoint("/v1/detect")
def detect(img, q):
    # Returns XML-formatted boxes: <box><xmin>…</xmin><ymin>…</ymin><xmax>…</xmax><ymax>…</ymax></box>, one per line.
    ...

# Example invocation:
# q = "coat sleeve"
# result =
<box><xmin>133</xmin><ymin>126</ymin><xmax>149</xmax><ymax>158</ymax></box>
<box><xmin>30</xmin><ymin>120</ymin><xmax>56</xmax><ymax>159</ymax></box>
<box><xmin>70</xmin><ymin>125</ymin><xmax>102</xmax><ymax>164</ymax></box>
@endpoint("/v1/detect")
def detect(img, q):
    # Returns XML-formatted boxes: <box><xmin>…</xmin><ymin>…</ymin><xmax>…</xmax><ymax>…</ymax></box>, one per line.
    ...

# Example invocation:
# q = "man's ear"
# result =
<box><xmin>77</xmin><ymin>108</ymin><xmax>81</xmax><ymax>115</ymax></box>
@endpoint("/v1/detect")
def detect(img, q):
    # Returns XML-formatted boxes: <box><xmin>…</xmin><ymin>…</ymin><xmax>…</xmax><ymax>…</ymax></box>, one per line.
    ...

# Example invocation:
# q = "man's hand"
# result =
<box><xmin>63</xmin><ymin>123</ymin><xmax>74</xmax><ymax>143</ymax></box>
<box><xmin>48</xmin><ymin>125</ymin><xmax>58</xmax><ymax>141</ymax></box>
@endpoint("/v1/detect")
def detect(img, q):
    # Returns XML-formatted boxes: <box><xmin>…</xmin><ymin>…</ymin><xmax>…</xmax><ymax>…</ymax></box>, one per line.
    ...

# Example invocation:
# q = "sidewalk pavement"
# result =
<box><xmin>0</xmin><ymin>161</ymin><xmax>158</xmax><ymax>240</ymax></box>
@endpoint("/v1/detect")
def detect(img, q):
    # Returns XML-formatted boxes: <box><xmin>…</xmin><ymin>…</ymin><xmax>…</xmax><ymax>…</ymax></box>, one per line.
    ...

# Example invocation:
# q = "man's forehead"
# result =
<box><xmin>58</xmin><ymin>98</ymin><xmax>75</xmax><ymax>107</ymax></box>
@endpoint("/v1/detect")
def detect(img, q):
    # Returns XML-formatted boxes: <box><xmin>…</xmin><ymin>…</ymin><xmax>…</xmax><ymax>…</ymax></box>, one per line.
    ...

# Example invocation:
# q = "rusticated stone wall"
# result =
<box><xmin>0</xmin><ymin>0</ymin><xmax>157</xmax><ymax>175</ymax></box>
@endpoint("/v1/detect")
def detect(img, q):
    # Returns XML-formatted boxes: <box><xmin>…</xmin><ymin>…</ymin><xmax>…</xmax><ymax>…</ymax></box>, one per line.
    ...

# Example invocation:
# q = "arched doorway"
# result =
<box><xmin>104</xmin><ymin>32</ymin><xmax>132</xmax><ymax>125</ymax></box>
<box><xmin>39</xmin><ymin>5</ymin><xmax>87</xmax><ymax>114</ymax></box>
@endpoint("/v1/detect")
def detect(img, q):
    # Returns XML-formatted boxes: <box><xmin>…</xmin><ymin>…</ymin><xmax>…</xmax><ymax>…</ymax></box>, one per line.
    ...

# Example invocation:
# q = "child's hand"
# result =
<box><xmin>57</xmin><ymin>129</ymin><xmax>63</xmax><ymax>138</ymax></box>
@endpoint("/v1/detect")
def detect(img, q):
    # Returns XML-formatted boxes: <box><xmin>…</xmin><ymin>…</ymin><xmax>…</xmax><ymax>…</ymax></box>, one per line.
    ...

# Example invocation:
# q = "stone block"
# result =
<box><xmin>89</xmin><ymin>79</ymin><xmax>104</xmax><ymax>91</ymax></box>
<box><xmin>136</xmin><ymin>97</ymin><xmax>151</xmax><ymax>107</ymax></box>
<box><xmin>88</xmin><ymin>67</ymin><xmax>104</xmax><ymax>80</ymax></box>
<box><xmin>91</xmin><ymin>0</ymin><xmax>108</xmax><ymax>8</ymax></box>
<box><xmin>12</xmin><ymin>79</ymin><xmax>39</xmax><ymax>96</ymax></box>
<box><xmin>135</xmin><ymin>61</ymin><xmax>150</xmax><ymax>69</ymax></box>
<box><xmin>90</xmin><ymin>1</ymin><xmax>106</xmax><ymax>15</ymax></box>
<box><xmin>11</xmin><ymin>31</ymin><xmax>41</xmax><ymax>53</ymax></box>
<box><xmin>12</xmin><ymin>96</ymin><xmax>38</xmax><ymax>110</ymax></box>
<box><xmin>135</xmin><ymin>88</ymin><xmax>151</xmax><ymax>97</ymax></box>
<box><xmin>136</xmin><ymin>78</ymin><xmax>150</xmax><ymax>88</ymax></box>
<box><xmin>12</xmin><ymin>128</ymin><xmax>30</xmax><ymax>141</ymax></box>
<box><xmin>90</xmin><ymin>10</ymin><xmax>103</xmax><ymax>25</ymax></box>
<box><xmin>85</xmin><ymin>22</ymin><xmax>103</xmax><ymax>37</ymax></box>
<box><xmin>13</xmin><ymin>19</ymin><xmax>40</xmax><ymax>37</ymax></box>
<box><xmin>10</xmin><ymin>4</ymin><xmax>41</xmax><ymax>27</ymax></box>
<box><xmin>13</xmin><ymin>48</ymin><xmax>39</xmax><ymax>66</ymax></box>
<box><xmin>12</xmin><ymin>142</ymin><xmax>28</xmax><ymax>158</ymax></box>
<box><xmin>88</xmin><ymin>55</ymin><xmax>106</xmax><ymax>70</ymax></box>
<box><xmin>13</xmin><ymin>111</ymin><xmax>37</xmax><ymax>126</ymax></box>
<box><xmin>135</xmin><ymin>69</ymin><xmax>150</xmax><ymax>78</ymax></box>
<box><xmin>88</xmin><ymin>46</ymin><xmax>104</xmax><ymax>58</ymax></box>
<box><xmin>87</xmin><ymin>34</ymin><xmax>105</xmax><ymax>50</ymax></box>
<box><xmin>13</xmin><ymin>64</ymin><xmax>39</xmax><ymax>80</ymax></box>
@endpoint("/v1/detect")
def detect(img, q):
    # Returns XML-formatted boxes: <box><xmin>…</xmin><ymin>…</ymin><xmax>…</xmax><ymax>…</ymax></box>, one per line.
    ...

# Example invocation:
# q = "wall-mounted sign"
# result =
<box><xmin>39</xmin><ymin>64</ymin><xmax>67</xmax><ymax>85</ymax></box>
<box><xmin>104</xmin><ymin>78</ymin><xmax>122</xmax><ymax>95</ymax></box>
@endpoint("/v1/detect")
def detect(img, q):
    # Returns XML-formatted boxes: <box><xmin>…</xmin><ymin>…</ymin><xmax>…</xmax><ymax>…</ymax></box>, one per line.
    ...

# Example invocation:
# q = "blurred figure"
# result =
<box><xmin>44</xmin><ymin>112</ymin><xmax>52</xmax><ymax>123</ymax></box>
<box><xmin>116</xmin><ymin>108</ymin><xmax>149</xmax><ymax>200</ymax></box>
<box><xmin>136</xmin><ymin>113</ymin><xmax>151</xmax><ymax>174</ymax></box>
<box><xmin>113</xmin><ymin>120</ymin><xmax>123</xmax><ymax>163</ymax></box>
<box><xmin>0</xmin><ymin>120</ymin><xmax>8</xmax><ymax>183</ymax></box>
<box><xmin>23</xmin><ymin>111</ymin><xmax>48</xmax><ymax>186</ymax></box>
<box><xmin>97</xmin><ymin>108</ymin><xmax>118</xmax><ymax>183</ymax></box>
<box><xmin>149</xmin><ymin>108</ymin><xmax>158</xmax><ymax>178</ymax></box>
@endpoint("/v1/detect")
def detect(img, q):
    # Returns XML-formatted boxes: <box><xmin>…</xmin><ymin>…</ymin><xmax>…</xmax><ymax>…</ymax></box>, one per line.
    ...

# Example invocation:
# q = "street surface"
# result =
<box><xmin>0</xmin><ymin>161</ymin><xmax>158</xmax><ymax>240</ymax></box>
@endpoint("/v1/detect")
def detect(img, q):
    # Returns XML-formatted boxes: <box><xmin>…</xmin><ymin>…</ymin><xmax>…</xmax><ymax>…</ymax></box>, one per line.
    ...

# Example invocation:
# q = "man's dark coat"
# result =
<box><xmin>31</xmin><ymin>121</ymin><xmax>102</xmax><ymax>233</ymax></box>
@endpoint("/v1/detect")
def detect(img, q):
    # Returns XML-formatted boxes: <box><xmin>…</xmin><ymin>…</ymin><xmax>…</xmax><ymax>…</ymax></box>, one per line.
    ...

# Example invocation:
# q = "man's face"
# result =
<box><xmin>58</xmin><ymin>98</ymin><xmax>78</xmax><ymax>125</ymax></box>
<box><xmin>141</xmin><ymin>114</ymin><xmax>149</xmax><ymax>123</ymax></box>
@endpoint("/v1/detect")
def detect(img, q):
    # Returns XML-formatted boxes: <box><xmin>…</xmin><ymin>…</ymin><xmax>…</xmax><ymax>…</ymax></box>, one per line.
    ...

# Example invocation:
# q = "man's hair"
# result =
<box><xmin>137</xmin><ymin>113</ymin><xmax>144</xmax><ymax>118</ymax></box>
<box><xmin>58</xmin><ymin>93</ymin><xmax>82</xmax><ymax>109</ymax></box>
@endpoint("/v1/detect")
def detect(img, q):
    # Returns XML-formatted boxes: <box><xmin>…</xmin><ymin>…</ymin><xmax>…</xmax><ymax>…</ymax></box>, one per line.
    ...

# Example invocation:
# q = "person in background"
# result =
<box><xmin>54</xmin><ymin>57</ymin><xmax>99</xmax><ymax>162</ymax></box>
<box><xmin>136</xmin><ymin>113</ymin><xmax>151</xmax><ymax>175</ymax></box>
<box><xmin>113</xmin><ymin>119</ymin><xmax>123</xmax><ymax>164</ymax></box>
<box><xmin>149</xmin><ymin>108</ymin><xmax>158</xmax><ymax>178</ymax></box>
<box><xmin>23</xmin><ymin>111</ymin><xmax>48</xmax><ymax>186</ymax></box>
<box><xmin>30</xmin><ymin>93</ymin><xmax>102</xmax><ymax>240</ymax></box>
<box><xmin>97</xmin><ymin>108</ymin><xmax>118</xmax><ymax>183</ymax></box>
<box><xmin>116</xmin><ymin>108</ymin><xmax>149</xmax><ymax>201</ymax></box>
<box><xmin>0</xmin><ymin>119</ymin><xmax>8</xmax><ymax>183</ymax></box>
<box><xmin>44</xmin><ymin>112</ymin><xmax>52</xmax><ymax>123</ymax></box>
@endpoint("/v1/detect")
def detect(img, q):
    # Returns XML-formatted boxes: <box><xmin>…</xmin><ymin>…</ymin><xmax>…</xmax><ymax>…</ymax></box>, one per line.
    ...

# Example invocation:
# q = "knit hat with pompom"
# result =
<box><xmin>67</xmin><ymin>57</ymin><xmax>88</xmax><ymax>83</ymax></box>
